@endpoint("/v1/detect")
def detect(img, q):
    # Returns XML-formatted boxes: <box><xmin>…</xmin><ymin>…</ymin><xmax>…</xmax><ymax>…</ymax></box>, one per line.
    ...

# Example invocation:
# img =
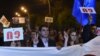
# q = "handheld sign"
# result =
<box><xmin>45</xmin><ymin>17</ymin><xmax>53</xmax><ymax>23</ymax></box>
<box><xmin>12</xmin><ymin>17</ymin><xmax>25</xmax><ymax>24</ymax></box>
<box><xmin>3</xmin><ymin>27</ymin><xmax>24</xmax><ymax>42</ymax></box>
<box><xmin>0</xmin><ymin>15</ymin><xmax>10</xmax><ymax>27</ymax></box>
<box><xmin>80</xmin><ymin>7</ymin><xmax>96</xmax><ymax>14</ymax></box>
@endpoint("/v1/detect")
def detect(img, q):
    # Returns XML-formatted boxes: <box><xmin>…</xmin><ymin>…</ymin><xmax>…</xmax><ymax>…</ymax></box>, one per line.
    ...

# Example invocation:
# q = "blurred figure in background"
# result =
<box><xmin>49</xmin><ymin>28</ymin><xmax>57</xmax><ymax>41</ymax></box>
<box><xmin>82</xmin><ymin>24</ymin><xmax>97</xmax><ymax>43</ymax></box>
<box><xmin>24</xmin><ymin>28</ymin><xmax>32</xmax><ymax>47</ymax></box>
<box><xmin>10</xmin><ymin>41</ymin><xmax>21</xmax><ymax>47</ymax></box>
<box><xmin>56</xmin><ymin>31</ymin><xmax>64</xmax><ymax>47</ymax></box>
<box><xmin>90</xmin><ymin>24</ymin><xmax>97</xmax><ymax>39</ymax></box>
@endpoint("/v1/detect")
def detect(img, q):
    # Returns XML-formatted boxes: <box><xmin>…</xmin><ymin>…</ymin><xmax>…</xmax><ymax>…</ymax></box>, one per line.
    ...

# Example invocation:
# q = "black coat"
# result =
<box><xmin>36</xmin><ymin>37</ymin><xmax>56</xmax><ymax>47</ymax></box>
<box><xmin>82</xmin><ymin>24</ymin><xmax>97</xmax><ymax>43</ymax></box>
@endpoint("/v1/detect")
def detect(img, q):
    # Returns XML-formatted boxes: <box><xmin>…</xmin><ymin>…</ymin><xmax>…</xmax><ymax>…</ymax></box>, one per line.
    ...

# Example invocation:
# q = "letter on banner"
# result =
<box><xmin>80</xmin><ymin>7</ymin><xmax>96</xmax><ymax>14</ymax></box>
<box><xmin>3</xmin><ymin>27</ymin><xmax>24</xmax><ymax>42</ymax></box>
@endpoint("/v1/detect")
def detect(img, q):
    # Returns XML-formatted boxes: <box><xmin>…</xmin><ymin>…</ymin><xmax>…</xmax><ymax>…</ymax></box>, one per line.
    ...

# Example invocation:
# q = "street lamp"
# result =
<box><xmin>15</xmin><ymin>12</ymin><xmax>21</xmax><ymax>17</ymax></box>
<box><xmin>20</xmin><ymin>6</ymin><xmax>31</xmax><ymax>31</ymax></box>
<box><xmin>21</xmin><ymin>6</ymin><xmax>28</xmax><ymax>13</ymax></box>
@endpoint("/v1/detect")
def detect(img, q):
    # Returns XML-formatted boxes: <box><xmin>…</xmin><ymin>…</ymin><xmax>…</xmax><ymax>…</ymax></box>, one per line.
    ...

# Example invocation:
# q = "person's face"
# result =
<box><xmin>40</xmin><ymin>27</ymin><xmax>49</xmax><ymax>38</ymax></box>
<box><xmin>91</xmin><ymin>26</ymin><xmax>96</xmax><ymax>33</ymax></box>
<box><xmin>70</xmin><ymin>32</ymin><xmax>77</xmax><ymax>41</ymax></box>
<box><xmin>31</xmin><ymin>32</ymin><xmax>37</xmax><ymax>40</ymax></box>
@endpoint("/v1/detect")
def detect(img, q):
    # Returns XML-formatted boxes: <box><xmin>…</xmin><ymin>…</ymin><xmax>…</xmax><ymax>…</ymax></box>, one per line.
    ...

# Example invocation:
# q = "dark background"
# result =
<box><xmin>0</xmin><ymin>0</ymin><xmax>100</xmax><ymax>29</ymax></box>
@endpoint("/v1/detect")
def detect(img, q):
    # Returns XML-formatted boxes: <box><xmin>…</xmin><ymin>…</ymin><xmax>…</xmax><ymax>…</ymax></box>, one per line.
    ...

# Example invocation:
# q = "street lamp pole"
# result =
<box><xmin>26</xmin><ymin>12</ymin><xmax>31</xmax><ymax>31</ymax></box>
<box><xmin>21</xmin><ymin>6</ymin><xmax>31</xmax><ymax>31</ymax></box>
<box><xmin>47</xmin><ymin>0</ymin><xmax>51</xmax><ymax>16</ymax></box>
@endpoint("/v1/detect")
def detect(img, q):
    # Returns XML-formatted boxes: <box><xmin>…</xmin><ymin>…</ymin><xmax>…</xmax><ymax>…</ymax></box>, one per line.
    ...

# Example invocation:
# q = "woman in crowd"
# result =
<box><xmin>67</xmin><ymin>28</ymin><xmax>79</xmax><ymax>46</ymax></box>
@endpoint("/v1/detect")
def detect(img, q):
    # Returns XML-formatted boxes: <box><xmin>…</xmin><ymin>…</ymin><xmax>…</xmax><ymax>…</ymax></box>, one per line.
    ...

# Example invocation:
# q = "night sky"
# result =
<box><xmin>0</xmin><ymin>0</ymin><xmax>72</xmax><ymax>20</ymax></box>
<box><xmin>0</xmin><ymin>0</ymin><xmax>100</xmax><ymax>26</ymax></box>
<box><xmin>0</xmin><ymin>0</ymin><xmax>22</xmax><ymax>18</ymax></box>
<box><xmin>0</xmin><ymin>0</ymin><xmax>47</xmax><ymax>18</ymax></box>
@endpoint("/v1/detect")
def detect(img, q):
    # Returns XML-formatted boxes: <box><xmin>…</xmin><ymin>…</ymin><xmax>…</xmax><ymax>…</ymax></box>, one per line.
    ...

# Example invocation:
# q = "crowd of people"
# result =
<box><xmin>0</xmin><ymin>24</ymin><xmax>98</xmax><ymax>48</ymax></box>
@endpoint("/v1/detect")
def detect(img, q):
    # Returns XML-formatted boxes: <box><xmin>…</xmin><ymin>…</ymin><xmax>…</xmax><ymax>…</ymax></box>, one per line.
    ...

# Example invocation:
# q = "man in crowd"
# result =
<box><xmin>33</xmin><ymin>25</ymin><xmax>56</xmax><ymax>47</ymax></box>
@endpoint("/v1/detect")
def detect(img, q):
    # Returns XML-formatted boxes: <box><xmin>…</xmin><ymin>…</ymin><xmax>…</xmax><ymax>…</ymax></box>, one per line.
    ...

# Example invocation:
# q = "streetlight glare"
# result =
<box><xmin>18</xmin><ymin>14</ymin><xmax>21</xmax><ymax>17</ymax></box>
<box><xmin>21</xmin><ymin>6</ymin><xmax>28</xmax><ymax>13</ymax></box>
<box><xmin>15</xmin><ymin>12</ymin><xmax>18</xmax><ymax>15</ymax></box>
<box><xmin>21</xmin><ymin>6</ymin><xmax>25</xmax><ymax>10</ymax></box>
<box><xmin>15</xmin><ymin>12</ymin><xmax>21</xmax><ymax>17</ymax></box>
<box><xmin>24</xmin><ymin>9</ymin><xmax>27</xmax><ymax>13</ymax></box>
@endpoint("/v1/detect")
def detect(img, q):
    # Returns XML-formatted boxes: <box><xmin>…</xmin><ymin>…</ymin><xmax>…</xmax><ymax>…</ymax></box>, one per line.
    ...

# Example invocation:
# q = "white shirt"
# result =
<box><xmin>41</xmin><ymin>38</ymin><xmax>48</xmax><ymax>47</ymax></box>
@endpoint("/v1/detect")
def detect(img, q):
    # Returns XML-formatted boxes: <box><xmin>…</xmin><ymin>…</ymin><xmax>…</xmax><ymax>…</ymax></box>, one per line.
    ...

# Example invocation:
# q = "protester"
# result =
<box><xmin>49</xmin><ymin>28</ymin><xmax>57</xmax><ymax>41</ymax></box>
<box><xmin>82</xmin><ymin>24</ymin><xmax>97</xmax><ymax>43</ymax></box>
<box><xmin>63</xmin><ymin>27</ymin><xmax>70</xmax><ymax>47</ymax></box>
<box><xmin>56</xmin><ymin>31</ymin><xmax>64</xmax><ymax>47</ymax></box>
<box><xmin>10</xmin><ymin>41</ymin><xmax>21</xmax><ymax>47</ymax></box>
<box><xmin>31</xmin><ymin>29</ymin><xmax>39</xmax><ymax>47</ymax></box>
<box><xmin>68</xmin><ymin>29</ymin><xmax>79</xmax><ymax>46</ymax></box>
<box><xmin>33</xmin><ymin>25</ymin><xmax>56</xmax><ymax>47</ymax></box>
<box><xmin>24</xmin><ymin>28</ymin><xmax>32</xmax><ymax>47</ymax></box>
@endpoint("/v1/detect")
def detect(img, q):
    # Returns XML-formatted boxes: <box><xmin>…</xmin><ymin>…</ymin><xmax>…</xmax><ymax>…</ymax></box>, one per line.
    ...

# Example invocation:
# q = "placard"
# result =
<box><xmin>3</xmin><ymin>27</ymin><xmax>24</xmax><ymax>42</ymax></box>
<box><xmin>80</xmin><ymin>7</ymin><xmax>96</xmax><ymax>14</ymax></box>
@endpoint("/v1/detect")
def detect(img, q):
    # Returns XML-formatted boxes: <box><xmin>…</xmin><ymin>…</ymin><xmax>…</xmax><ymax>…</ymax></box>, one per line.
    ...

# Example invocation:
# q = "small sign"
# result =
<box><xmin>3</xmin><ymin>27</ymin><xmax>24</xmax><ymax>42</ymax></box>
<box><xmin>45</xmin><ymin>17</ymin><xmax>53</xmax><ymax>23</ymax></box>
<box><xmin>19</xmin><ymin>17</ymin><xmax>25</xmax><ymax>24</ymax></box>
<box><xmin>0</xmin><ymin>15</ymin><xmax>10</xmax><ymax>27</ymax></box>
<box><xmin>80</xmin><ymin>7</ymin><xmax>96</xmax><ymax>14</ymax></box>
<box><xmin>12</xmin><ymin>17</ymin><xmax>25</xmax><ymax>24</ymax></box>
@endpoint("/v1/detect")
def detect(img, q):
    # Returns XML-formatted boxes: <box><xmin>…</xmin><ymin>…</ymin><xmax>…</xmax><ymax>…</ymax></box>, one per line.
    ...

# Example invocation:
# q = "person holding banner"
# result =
<box><xmin>32</xmin><ymin>25</ymin><xmax>56</xmax><ymax>47</ymax></box>
<box><xmin>31</xmin><ymin>29</ymin><xmax>39</xmax><ymax>47</ymax></box>
<box><xmin>82</xmin><ymin>24</ymin><xmax>97</xmax><ymax>43</ymax></box>
<box><xmin>10</xmin><ymin>41</ymin><xmax>21</xmax><ymax>47</ymax></box>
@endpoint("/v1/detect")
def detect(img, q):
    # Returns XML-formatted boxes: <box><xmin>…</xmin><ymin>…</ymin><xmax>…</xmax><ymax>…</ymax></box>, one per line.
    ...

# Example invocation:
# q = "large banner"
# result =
<box><xmin>0</xmin><ymin>45</ymin><xmax>83</xmax><ymax>56</ymax></box>
<box><xmin>83</xmin><ymin>36</ymin><xmax>100</xmax><ymax>56</ymax></box>
<box><xmin>0</xmin><ymin>36</ymin><xmax>100</xmax><ymax>56</ymax></box>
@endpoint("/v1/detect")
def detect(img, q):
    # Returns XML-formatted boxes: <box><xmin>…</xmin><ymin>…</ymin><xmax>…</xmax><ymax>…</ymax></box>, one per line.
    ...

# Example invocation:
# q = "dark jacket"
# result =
<box><xmin>32</xmin><ymin>37</ymin><xmax>56</xmax><ymax>47</ymax></box>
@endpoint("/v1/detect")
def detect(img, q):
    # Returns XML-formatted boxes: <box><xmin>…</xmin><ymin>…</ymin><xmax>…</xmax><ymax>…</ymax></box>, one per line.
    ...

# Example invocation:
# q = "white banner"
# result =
<box><xmin>1</xmin><ymin>36</ymin><xmax>100</xmax><ymax>56</ymax></box>
<box><xmin>0</xmin><ymin>45</ymin><xmax>83</xmax><ymax>56</ymax></box>
<box><xmin>3</xmin><ymin>27</ymin><xmax>24</xmax><ymax>42</ymax></box>
<box><xmin>83</xmin><ymin>36</ymin><xmax>100</xmax><ymax>56</ymax></box>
